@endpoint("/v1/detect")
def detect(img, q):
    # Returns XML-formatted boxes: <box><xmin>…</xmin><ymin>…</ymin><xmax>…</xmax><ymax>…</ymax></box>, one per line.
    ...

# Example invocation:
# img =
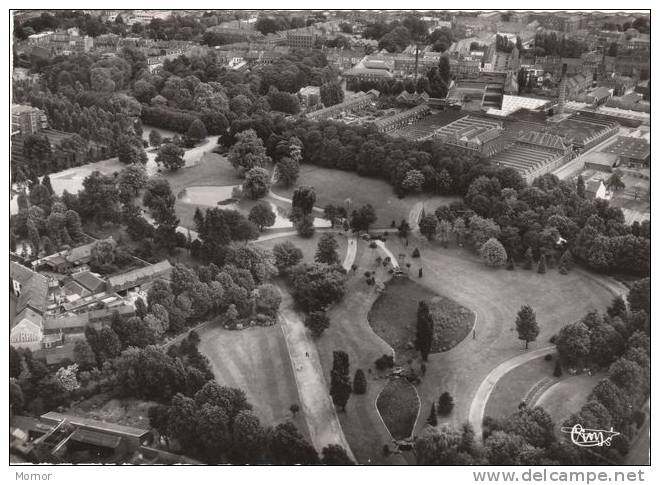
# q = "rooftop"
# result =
<box><xmin>41</xmin><ymin>412</ymin><xmax>151</xmax><ymax>439</ymax></box>
<box><xmin>602</xmin><ymin>136</ymin><xmax>650</xmax><ymax>161</ymax></box>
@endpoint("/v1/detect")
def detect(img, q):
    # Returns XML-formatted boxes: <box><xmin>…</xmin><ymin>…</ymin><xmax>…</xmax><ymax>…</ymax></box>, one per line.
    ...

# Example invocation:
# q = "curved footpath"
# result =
<box><xmin>467</xmin><ymin>345</ymin><xmax>555</xmax><ymax>440</ymax></box>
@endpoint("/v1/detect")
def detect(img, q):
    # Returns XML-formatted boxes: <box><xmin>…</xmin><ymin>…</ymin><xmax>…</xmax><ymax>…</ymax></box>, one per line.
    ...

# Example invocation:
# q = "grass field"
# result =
<box><xmin>196</xmin><ymin>324</ymin><xmax>307</xmax><ymax>434</ymax></box>
<box><xmin>271</xmin><ymin>165</ymin><xmax>459</xmax><ymax>229</ymax></box>
<box><xmin>368</xmin><ymin>277</ymin><xmax>473</xmax><ymax>358</ymax></box>
<box><xmin>484</xmin><ymin>355</ymin><xmax>556</xmax><ymax>421</ymax></box>
<box><xmin>376</xmin><ymin>378</ymin><xmax>420</xmax><ymax>440</ymax></box>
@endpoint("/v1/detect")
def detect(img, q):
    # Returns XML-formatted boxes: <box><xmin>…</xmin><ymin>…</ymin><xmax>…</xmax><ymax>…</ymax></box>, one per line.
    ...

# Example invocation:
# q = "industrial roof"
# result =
<box><xmin>602</xmin><ymin>136</ymin><xmax>650</xmax><ymax>161</ymax></box>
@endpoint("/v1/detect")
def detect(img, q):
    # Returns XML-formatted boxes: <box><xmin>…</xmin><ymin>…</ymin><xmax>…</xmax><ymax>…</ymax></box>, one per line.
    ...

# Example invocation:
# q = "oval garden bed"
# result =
<box><xmin>368</xmin><ymin>277</ymin><xmax>475</xmax><ymax>358</ymax></box>
<box><xmin>376</xmin><ymin>378</ymin><xmax>420</xmax><ymax>440</ymax></box>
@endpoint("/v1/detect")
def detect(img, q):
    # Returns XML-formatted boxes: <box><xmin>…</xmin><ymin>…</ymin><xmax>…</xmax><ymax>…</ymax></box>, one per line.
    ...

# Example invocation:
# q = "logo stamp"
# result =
<box><xmin>560</xmin><ymin>424</ymin><xmax>620</xmax><ymax>447</ymax></box>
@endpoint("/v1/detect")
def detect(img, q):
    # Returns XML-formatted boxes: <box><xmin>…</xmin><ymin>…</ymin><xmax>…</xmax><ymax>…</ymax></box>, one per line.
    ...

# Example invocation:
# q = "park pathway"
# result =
<box><xmin>277</xmin><ymin>290</ymin><xmax>356</xmax><ymax>461</ymax></box>
<box><xmin>342</xmin><ymin>236</ymin><xmax>358</xmax><ymax>271</ymax></box>
<box><xmin>468</xmin><ymin>345</ymin><xmax>555</xmax><ymax>441</ymax></box>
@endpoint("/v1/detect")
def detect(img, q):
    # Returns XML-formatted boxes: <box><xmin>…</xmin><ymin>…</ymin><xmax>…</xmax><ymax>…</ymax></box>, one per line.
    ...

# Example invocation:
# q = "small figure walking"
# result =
<box><xmin>405</xmin><ymin>239</ymin><xmax>409</xmax><ymax>247</ymax></box>
<box><xmin>305</xmin><ymin>351</ymin><xmax>309</xmax><ymax>357</ymax></box>
<box><xmin>418</xmin><ymin>267</ymin><xmax>423</xmax><ymax>278</ymax></box>
<box><xmin>473</xmin><ymin>329</ymin><xmax>476</xmax><ymax>340</ymax></box>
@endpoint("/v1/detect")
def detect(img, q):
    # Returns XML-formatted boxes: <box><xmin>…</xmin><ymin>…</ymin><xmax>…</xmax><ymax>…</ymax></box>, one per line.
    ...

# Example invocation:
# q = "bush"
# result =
<box><xmin>553</xmin><ymin>361</ymin><xmax>562</xmax><ymax>377</ymax></box>
<box><xmin>369</xmin><ymin>241</ymin><xmax>377</xmax><ymax>249</ymax></box>
<box><xmin>438</xmin><ymin>391</ymin><xmax>454</xmax><ymax>416</ymax></box>
<box><xmin>305</xmin><ymin>311</ymin><xmax>331</xmax><ymax>338</ymax></box>
<box><xmin>412</xmin><ymin>248</ymin><xmax>420</xmax><ymax>258</ymax></box>
<box><xmin>353</xmin><ymin>369</ymin><xmax>367</xmax><ymax>394</ymax></box>
<box><xmin>375</xmin><ymin>354</ymin><xmax>394</xmax><ymax>371</ymax></box>
<box><xmin>506</xmin><ymin>259</ymin><xmax>515</xmax><ymax>271</ymax></box>
<box><xmin>544</xmin><ymin>354</ymin><xmax>553</xmax><ymax>361</ymax></box>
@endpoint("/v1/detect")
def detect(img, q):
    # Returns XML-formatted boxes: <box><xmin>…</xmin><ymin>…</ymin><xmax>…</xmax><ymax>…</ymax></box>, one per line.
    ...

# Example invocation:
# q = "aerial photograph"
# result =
<box><xmin>8</xmin><ymin>7</ymin><xmax>651</xmax><ymax>470</ymax></box>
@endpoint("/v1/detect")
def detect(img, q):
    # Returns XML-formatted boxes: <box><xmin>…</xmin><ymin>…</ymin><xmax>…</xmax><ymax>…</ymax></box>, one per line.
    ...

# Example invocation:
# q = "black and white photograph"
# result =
<box><xmin>5</xmin><ymin>3</ymin><xmax>654</xmax><ymax>479</ymax></box>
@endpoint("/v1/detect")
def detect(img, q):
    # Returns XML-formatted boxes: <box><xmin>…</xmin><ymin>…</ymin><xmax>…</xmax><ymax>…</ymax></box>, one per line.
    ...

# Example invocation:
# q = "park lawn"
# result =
<box><xmin>271</xmin><ymin>165</ymin><xmax>459</xmax><ymax>229</ymax></box>
<box><xmin>254</xmin><ymin>231</ymin><xmax>348</xmax><ymax>265</ymax></box>
<box><xmin>376</xmin><ymin>378</ymin><xmax>420</xmax><ymax>441</ymax></box>
<box><xmin>64</xmin><ymin>393</ymin><xmax>157</xmax><ymax>430</ymax></box>
<box><xmin>164</xmin><ymin>152</ymin><xmax>242</xmax><ymax>195</ymax></box>
<box><xmin>484</xmin><ymin>355</ymin><xmax>557</xmax><ymax>421</ymax></box>
<box><xmin>196</xmin><ymin>324</ymin><xmax>308</xmax><ymax>436</ymax></box>
<box><xmin>535</xmin><ymin>373</ymin><xmax>602</xmax><ymax>433</ymax></box>
<box><xmin>368</xmin><ymin>276</ymin><xmax>473</xmax><ymax>358</ymax></box>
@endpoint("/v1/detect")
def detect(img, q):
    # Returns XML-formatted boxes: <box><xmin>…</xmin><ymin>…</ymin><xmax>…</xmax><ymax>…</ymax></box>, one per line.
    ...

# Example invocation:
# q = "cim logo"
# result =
<box><xmin>560</xmin><ymin>424</ymin><xmax>620</xmax><ymax>447</ymax></box>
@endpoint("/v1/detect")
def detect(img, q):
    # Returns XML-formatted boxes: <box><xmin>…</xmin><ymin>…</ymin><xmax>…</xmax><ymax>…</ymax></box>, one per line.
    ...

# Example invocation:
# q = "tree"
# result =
<box><xmin>228</xmin><ymin>129</ymin><xmax>272</xmax><ymax>176</ymax></box>
<box><xmin>248</xmin><ymin>202</ymin><xmax>276</xmax><ymax>231</ymax></box>
<box><xmin>255</xmin><ymin>284</ymin><xmax>281</xmax><ymax>315</ymax></box>
<box><xmin>627</xmin><ymin>278</ymin><xmax>650</xmax><ymax>314</ymax></box>
<box><xmin>330</xmin><ymin>350</ymin><xmax>351</xmax><ymax>412</ymax></box>
<box><xmin>416</xmin><ymin>300</ymin><xmax>434</xmax><ymax>361</ymax></box>
<box><xmin>78</xmin><ymin>171</ymin><xmax>120</xmax><ymax>226</ymax></box>
<box><xmin>427</xmin><ymin>402</ymin><xmax>438</xmax><ymax>426</ymax></box>
<box><xmin>321</xmin><ymin>444</ymin><xmax>354</xmax><ymax>465</ymax></box>
<box><xmin>291</xmin><ymin>186</ymin><xmax>316</xmax><ymax>219</ymax></box>
<box><xmin>398</xmin><ymin>219</ymin><xmax>411</xmax><ymax>238</ymax></box>
<box><xmin>275</xmin><ymin>157</ymin><xmax>300</xmax><ymax>187</ymax></box>
<box><xmin>577</xmin><ymin>175</ymin><xmax>586</xmax><ymax>199</ymax></box>
<box><xmin>267</xmin><ymin>421</ymin><xmax>319</xmax><ymax>465</ymax></box>
<box><xmin>555</xmin><ymin>322</ymin><xmax>591</xmax><ymax>366</ymax></box>
<box><xmin>272</xmin><ymin>241</ymin><xmax>303</xmax><ymax>275</ymax></box>
<box><xmin>353</xmin><ymin>369</ymin><xmax>367</xmax><ymax>394</ymax></box>
<box><xmin>186</xmin><ymin>119</ymin><xmax>208</xmax><ymax>143</ymax></box>
<box><xmin>117</xmin><ymin>135</ymin><xmax>147</xmax><ymax>165</ymax></box>
<box><xmin>315</xmin><ymin>233</ymin><xmax>340</xmax><ymax>265</ymax></box>
<box><xmin>118</xmin><ymin>163</ymin><xmax>147</xmax><ymax>200</ymax></box>
<box><xmin>402</xmin><ymin>170</ymin><xmax>425</xmax><ymax>193</ymax></box>
<box><xmin>294</xmin><ymin>214</ymin><xmax>315</xmax><ymax>238</ymax></box>
<box><xmin>54</xmin><ymin>364</ymin><xmax>80</xmax><ymax>392</ymax></box>
<box><xmin>537</xmin><ymin>254</ymin><xmax>547</xmax><ymax>274</ymax></box>
<box><xmin>523</xmin><ymin>247</ymin><xmax>534</xmax><ymax>270</ymax></box>
<box><xmin>305</xmin><ymin>310</ymin><xmax>330</xmax><ymax>337</ymax></box>
<box><xmin>73</xmin><ymin>340</ymin><xmax>97</xmax><ymax>371</ymax></box>
<box><xmin>155</xmin><ymin>143</ymin><xmax>185</xmax><ymax>171</ymax></box>
<box><xmin>149</xmin><ymin>129</ymin><xmax>163</xmax><ymax>147</ymax></box>
<box><xmin>242</xmin><ymin>167</ymin><xmax>271</xmax><ymax>199</ymax></box>
<box><xmin>480</xmin><ymin>238</ymin><xmax>508</xmax><ymax>267</ymax></box>
<box><xmin>419</xmin><ymin>214</ymin><xmax>438</xmax><ymax>241</ymax></box>
<box><xmin>438</xmin><ymin>392</ymin><xmax>454</xmax><ymax>416</ymax></box>
<box><xmin>606</xmin><ymin>172</ymin><xmax>625</xmax><ymax>192</ymax></box>
<box><xmin>349</xmin><ymin>204</ymin><xmax>377</xmax><ymax>233</ymax></box>
<box><xmin>320</xmin><ymin>82</ymin><xmax>344</xmax><ymax>107</ymax></box>
<box><xmin>607</xmin><ymin>295</ymin><xmax>628</xmax><ymax>319</ymax></box>
<box><xmin>515</xmin><ymin>305</ymin><xmax>539</xmax><ymax>349</ymax></box>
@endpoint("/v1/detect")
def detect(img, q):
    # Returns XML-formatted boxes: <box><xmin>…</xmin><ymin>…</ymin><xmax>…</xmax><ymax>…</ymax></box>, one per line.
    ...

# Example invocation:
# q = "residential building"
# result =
<box><xmin>12</xmin><ymin>104</ymin><xmax>48</xmax><ymax>137</ymax></box>
<box><xmin>306</xmin><ymin>90</ymin><xmax>380</xmax><ymax>121</ymax></box>
<box><xmin>105</xmin><ymin>260</ymin><xmax>173</xmax><ymax>293</ymax></box>
<box><xmin>299</xmin><ymin>86</ymin><xmax>321</xmax><ymax>108</ymax></box>
<box><xmin>10</xmin><ymin>262</ymin><xmax>48</xmax><ymax>352</ymax></box>
<box><xmin>27</xmin><ymin>31</ymin><xmax>53</xmax><ymax>47</ymax></box>
<box><xmin>286</xmin><ymin>30</ymin><xmax>316</xmax><ymax>49</ymax></box>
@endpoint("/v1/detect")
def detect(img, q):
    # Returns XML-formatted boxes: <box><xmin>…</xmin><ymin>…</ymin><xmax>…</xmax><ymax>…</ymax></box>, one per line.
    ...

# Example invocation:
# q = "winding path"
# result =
<box><xmin>277</xmin><ymin>290</ymin><xmax>356</xmax><ymax>460</ymax></box>
<box><xmin>468</xmin><ymin>345</ymin><xmax>555</xmax><ymax>440</ymax></box>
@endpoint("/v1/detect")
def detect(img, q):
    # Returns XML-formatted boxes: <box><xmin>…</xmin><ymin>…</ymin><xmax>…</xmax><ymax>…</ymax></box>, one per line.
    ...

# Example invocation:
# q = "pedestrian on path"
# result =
<box><xmin>305</xmin><ymin>351</ymin><xmax>309</xmax><ymax>357</ymax></box>
<box><xmin>473</xmin><ymin>329</ymin><xmax>476</xmax><ymax>340</ymax></box>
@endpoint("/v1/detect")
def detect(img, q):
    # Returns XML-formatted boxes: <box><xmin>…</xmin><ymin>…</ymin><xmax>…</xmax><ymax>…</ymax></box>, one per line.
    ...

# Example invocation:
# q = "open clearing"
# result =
<box><xmin>271</xmin><ymin>165</ymin><xmax>459</xmax><ymax>229</ymax></box>
<box><xmin>196</xmin><ymin>324</ymin><xmax>307</xmax><ymax>433</ymax></box>
<box><xmin>64</xmin><ymin>393</ymin><xmax>156</xmax><ymax>429</ymax></box>
<box><xmin>376</xmin><ymin>378</ymin><xmax>420</xmax><ymax>440</ymax></box>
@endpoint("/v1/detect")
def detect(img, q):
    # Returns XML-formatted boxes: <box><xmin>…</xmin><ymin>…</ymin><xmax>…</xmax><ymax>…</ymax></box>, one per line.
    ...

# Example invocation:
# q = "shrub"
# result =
<box><xmin>305</xmin><ymin>311</ymin><xmax>331</xmax><ymax>338</ymax></box>
<box><xmin>369</xmin><ymin>241</ymin><xmax>377</xmax><ymax>249</ymax></box>
<box><xmin>506</xmin><ymin>259</ymin><xmax>515</xmax><ymax>271</ymax></box>
<box><xmin>544</xmin><ymin>354</ymin><xmax>553</xmax><ymax>361</ymax></box>
<box><xmin>353</xmin><ymin>369</ymin><xmax>367</xmax><ymax>394</ymax></box>
<box><xmin>438</xmin><ymin>391</ymin><xmax>454</xmax><ymax>415</ymax></box>
<box><xmin>537</xmin><ymin>254</ymin><xmax>547</xmax><ymax>274</ymax></box>
<box><xmin>412</xmin><ymin>248</ymin><xmax>420</xmax><ymax>258</ymax></box>
<box><xmin>553</xmin><ymin>361</ymin><xmax>562</xmax><ymax>377</ymax></box>
<box><xmin>375</xmin><ymin>354</ymin><xmax>394</xmax><ymax>371</ymax></box>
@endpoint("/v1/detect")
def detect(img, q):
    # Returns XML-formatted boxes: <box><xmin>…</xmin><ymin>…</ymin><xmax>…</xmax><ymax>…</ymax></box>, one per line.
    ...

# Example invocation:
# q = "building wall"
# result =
<box><xmin>10</xmin><ymin>321</ymin><xmax>43</xmax><ymax>351</ymax></box>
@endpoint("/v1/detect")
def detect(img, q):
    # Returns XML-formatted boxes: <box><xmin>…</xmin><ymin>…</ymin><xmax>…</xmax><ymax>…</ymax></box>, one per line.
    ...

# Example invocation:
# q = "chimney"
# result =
<box><xmin>557</xmin><ymin>63</ymin><xmax>568</xmax><ymax>115</ymax></box>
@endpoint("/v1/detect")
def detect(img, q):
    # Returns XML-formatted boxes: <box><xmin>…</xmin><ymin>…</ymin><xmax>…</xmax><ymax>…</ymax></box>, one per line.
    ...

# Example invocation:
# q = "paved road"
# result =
<box><xmin>375</xmin><ymin>240</ymin><xmax>400</xmax><ymax>268</ymax></box>
<box><xmin>342</xmin><ymin>236</ymin><xmax>358</xmax><ymax>271</ymax></box>
<box><xmin>277</xmin><ymin>290</ymin><xmax>356</xmax><ymax>460</ymax></box>
<box><xmin>468</xmin><ymin>345</ymin><xmax>555</xmax><ymax>440</ymax></box>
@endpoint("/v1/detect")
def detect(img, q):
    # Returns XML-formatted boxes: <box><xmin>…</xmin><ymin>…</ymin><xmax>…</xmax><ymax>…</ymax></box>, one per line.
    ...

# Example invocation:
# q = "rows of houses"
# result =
<box><xmin>10</xmin><ymin>238</ymin><xmax>172</xmax><ymax>365</ymax></box>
